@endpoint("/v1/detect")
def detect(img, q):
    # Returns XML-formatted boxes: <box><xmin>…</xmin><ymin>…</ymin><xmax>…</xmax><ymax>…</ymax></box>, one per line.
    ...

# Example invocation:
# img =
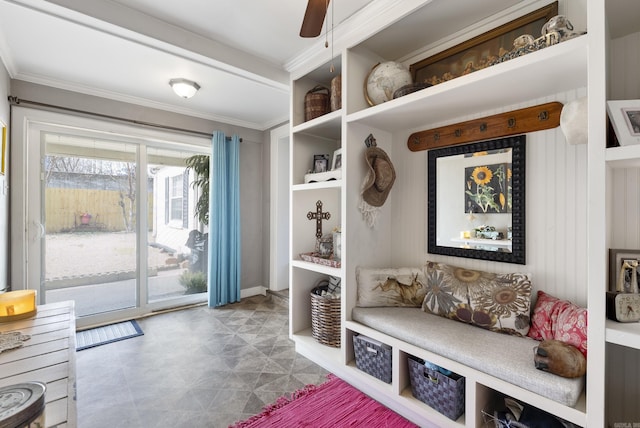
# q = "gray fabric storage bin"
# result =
<box><xmin>353</xmin><ymin>334</ymin><xmax>392</xmax><ymax>383</ymax></box>
<box><xmin>408</xmin><ymin>356</ymin><xmax>465</xmax><ymax>420</ymax></box>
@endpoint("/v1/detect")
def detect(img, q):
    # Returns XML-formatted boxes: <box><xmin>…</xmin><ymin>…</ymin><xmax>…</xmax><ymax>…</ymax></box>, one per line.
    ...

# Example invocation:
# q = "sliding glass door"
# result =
<box><xmin>44</xmin><ymin>137</ymin><xmax>140</xmax><ymax>317</ymax></box>
<box><xmin>11</xmin><ymin>107</ymin><xmax>210</xmax><ymax>328</ymax></box>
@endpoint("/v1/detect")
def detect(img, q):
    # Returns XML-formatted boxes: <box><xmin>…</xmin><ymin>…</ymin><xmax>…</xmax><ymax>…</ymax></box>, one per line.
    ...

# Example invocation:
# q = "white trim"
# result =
<box><xmin>11</xmin><ymin>71</ymin><xmax>286</xmax><ymax>131</ymax></box>
<box><xmin>240</xmin><ymin>285</ymin><xmax>267</xmax><ymax>298</ymax></box>
<box><xmin>269</xmin><ymin>123</ymin><xmax>290</xmax><ymax>292</ymax></box>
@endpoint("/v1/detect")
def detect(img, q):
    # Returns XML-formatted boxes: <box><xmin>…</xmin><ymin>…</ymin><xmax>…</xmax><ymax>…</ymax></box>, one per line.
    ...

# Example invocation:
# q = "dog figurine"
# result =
<box><xmin>534</xmin><ymin>339</ymin><xmax>586</xmax><ymax>378</ymax></box>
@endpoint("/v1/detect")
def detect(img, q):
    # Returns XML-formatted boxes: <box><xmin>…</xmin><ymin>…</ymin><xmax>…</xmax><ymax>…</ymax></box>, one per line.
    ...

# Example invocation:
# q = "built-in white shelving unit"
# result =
<box><xmin>599</xmin><ymin>1</ymin><xmax>640</xmax><ymax>425</ymax></box>
<box><xmin>287</xmin><ymin>0</ymin><xmax>640</xmax><ymax>425</ymax></box>
<box><xmin>345</xmin><ymin>35</ymin><xmax>587</xmax><ymax>132</ymax></box>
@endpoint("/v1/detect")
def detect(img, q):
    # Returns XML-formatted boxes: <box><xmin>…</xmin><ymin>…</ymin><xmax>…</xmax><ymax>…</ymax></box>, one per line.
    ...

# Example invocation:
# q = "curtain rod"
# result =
<box><xmin>7</xmin><ymin>96</ymin><xmax>242</xmax><ymax>142</ymax></box>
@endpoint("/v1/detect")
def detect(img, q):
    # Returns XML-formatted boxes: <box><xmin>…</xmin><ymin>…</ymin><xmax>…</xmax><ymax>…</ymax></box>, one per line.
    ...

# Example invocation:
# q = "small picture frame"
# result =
<box><xmin>607</xmin><ymin>100</ymin><xmax>640</xmax><ymax>146</ymax></box>
<box><xmin>313</xmin><ymin>154</ymin><xmax>329</xmax><ymax>173</ymax></box>
<box><xmin>331</xmin><ymin>149</ymin><xmax>342</xmax><ymax>171</ymax></box>
<box><xmin>609</xmin><ymin>249</ymin><xmax>640</xmax><ymax>293</ymax></box>
<box><xmin>317</xmin><ymin>235</ymin><xmax>333</xmax><ymax>258</ymax></box>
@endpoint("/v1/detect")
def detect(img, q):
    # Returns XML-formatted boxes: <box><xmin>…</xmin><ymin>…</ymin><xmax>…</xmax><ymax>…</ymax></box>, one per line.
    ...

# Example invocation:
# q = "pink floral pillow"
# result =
<box><xmin>528</xmin><ymin>290</ymin><xmax>588</xmax><ymax>358</ymax></box>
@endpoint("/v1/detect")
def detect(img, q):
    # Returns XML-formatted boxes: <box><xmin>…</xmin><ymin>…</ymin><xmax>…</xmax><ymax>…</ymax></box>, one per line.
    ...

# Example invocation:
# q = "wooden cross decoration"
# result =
<box><xmin>307</xmin><ymin>200</ymin><xmax>330</xmax><ymax>239</ymax></box>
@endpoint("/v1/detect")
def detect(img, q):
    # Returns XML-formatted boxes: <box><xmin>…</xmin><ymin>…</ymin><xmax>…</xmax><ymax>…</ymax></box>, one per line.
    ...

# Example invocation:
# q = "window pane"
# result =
<box><xmin>170</xmin><ymin>197</ymin><xmax>182</xmax><ymax>220</ymax></box>
<box><xmin>171</xmin><ymin>175</ymin><xmax>183</xmax><ymax>197</ymax></box>
<box><xmin>147</xmin><ymin>148</ymin><xmax>209</xmax><ymax>302</ymax></box>
<box><xmin>43</xmin><ymin>138</ymin><xmax>138</xmax><ymax>317</ymax></box>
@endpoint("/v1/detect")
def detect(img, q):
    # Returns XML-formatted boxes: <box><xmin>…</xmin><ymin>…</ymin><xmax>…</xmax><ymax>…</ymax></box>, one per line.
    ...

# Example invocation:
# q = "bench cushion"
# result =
<box><xmin>351</xmin><ymin>307</ymin><xmax>584</xmax><ymax>407</ymax></box>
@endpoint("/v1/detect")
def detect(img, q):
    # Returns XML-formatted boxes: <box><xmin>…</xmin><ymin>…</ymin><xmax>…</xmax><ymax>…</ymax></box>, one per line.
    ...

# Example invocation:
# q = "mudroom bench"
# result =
<box><xmin>341</xmin><ymin>262</ymin><xmax>588</xmax><ymax>427</ymax></box>
<box><xmin>346</xmin><ymin>307</ymin><xmax>587</xmax><ymax>427</ymax></box>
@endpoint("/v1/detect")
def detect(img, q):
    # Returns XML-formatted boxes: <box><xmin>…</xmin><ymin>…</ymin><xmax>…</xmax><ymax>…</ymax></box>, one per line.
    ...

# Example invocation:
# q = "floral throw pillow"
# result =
<box><xmin>356</xmin><ymin>267</ymin><xmax>428</xmax><ymax>307</ymax></box>
<box><xmin>422</xmin><ymin>262</ymin><xmax>532</xmax><ymax>337</ymax></box>
<box><xmin>527</xmin><ymin>290</ymin><xmax>588</xmax><ymax>358</ymax></box>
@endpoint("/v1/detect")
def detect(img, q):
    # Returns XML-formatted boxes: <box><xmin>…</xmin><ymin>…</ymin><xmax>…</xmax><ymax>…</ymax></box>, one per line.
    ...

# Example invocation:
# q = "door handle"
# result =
<box><xmin>31</xmin><ymin>221</ymin><xmax>45</xmax><ymax>240</ymax></box>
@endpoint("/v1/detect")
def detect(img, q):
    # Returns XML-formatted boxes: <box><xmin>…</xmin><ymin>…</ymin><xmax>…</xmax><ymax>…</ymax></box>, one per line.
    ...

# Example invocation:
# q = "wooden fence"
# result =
<box><xmin>45</xmin><ymin>188</ymin><xmax>152</xmax><ymax>233</ymax></box>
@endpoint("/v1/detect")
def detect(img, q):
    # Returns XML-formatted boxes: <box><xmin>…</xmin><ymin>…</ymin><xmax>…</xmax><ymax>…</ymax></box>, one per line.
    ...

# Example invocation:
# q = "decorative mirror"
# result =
<box><xmin>427</xmin><ymin>135</ymin><xmax>526</xmax><ymax>264</ymax></box>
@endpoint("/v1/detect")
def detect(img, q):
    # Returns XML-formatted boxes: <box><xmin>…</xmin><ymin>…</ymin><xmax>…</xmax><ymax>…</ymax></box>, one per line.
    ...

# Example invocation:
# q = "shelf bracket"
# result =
<box><xmin>407</xmin><ymin>101</ymin><xmax>563</xmax><ymax>152</ymax></box>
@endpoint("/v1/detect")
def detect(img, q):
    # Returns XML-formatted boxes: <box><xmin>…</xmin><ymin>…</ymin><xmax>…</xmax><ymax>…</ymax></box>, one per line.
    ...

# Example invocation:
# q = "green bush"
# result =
<box><xmin>185</xmin><ymin>154</ymin><xmax>210</xmax><ymax>226</ymax></box>
<box><xmin>179</xmin><ymin>270</ymin><xmax>207</xmax><ymax>294</ymax></box>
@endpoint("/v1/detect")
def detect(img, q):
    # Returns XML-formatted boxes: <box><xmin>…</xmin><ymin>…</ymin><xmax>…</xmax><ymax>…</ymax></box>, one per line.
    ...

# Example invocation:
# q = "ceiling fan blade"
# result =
<box><xmin>300</xmin><ymin>0</ymin><xmax>330</xmax><ymax>38</ymax></box>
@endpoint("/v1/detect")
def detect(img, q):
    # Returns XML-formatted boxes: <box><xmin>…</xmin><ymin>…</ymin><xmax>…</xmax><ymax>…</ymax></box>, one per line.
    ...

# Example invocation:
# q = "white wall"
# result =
<box><xmin>0</xmin><ymin>62</ymin><xmax>8</xmax><ymax>292</ymax></box>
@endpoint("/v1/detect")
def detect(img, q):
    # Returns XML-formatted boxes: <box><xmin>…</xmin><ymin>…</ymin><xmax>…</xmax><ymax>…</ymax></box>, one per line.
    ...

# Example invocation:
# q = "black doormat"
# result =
<box><xmin>76</xmin><ymin>320</ymin><xmax>143</xmax><ymax>351</ymax></box>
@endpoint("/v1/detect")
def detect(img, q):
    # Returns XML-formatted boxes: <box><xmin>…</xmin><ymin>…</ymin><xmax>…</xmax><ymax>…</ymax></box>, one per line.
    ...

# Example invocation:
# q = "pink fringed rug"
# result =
<box><xmin>229</xmin><ymin>374</ymin><xmax>419</xmax><ymax>428</ymax></box>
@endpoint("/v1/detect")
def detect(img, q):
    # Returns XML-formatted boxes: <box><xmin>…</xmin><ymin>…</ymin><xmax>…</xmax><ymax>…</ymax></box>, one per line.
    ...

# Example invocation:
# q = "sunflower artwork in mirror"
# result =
<box><xmin>428</xmin><ymin>135</ymin><xmax>525</xmax><ymax>264</ymax></box>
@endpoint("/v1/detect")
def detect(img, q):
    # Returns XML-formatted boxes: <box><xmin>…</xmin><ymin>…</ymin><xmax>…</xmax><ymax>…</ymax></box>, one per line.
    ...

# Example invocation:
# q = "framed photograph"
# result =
<box><xmin>609</xmin><ymin>249</ymin><xmax>640</xmax><ymax>293</ymax></box>
<box><xmin>317</xmin><ymin>235</ymin><xmax>333</xmax><ymax>258</ymax></box>
<box><xmin>313</xmin><ymin>154</ymin><xmax>329</xmax><ymax>173</ymax></box>
<box><xmin>331</xmin><ymin>149</ymin><xmax>342</xmax><ymax>171</ymax></box>
<box><xmin>607</xmin><ymin>100</ymin><xmax>640</xmax><ymax>146</ymax></box>
<box><xmin>410</xmin><ymin>2</ymin><xmax>557</xmax><ymax>86</ymax></box>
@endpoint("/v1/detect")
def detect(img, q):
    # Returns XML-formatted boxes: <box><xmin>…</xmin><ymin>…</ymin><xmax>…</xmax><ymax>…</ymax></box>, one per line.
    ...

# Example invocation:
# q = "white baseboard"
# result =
<box><xmin>241</xmin><ymin>285</ymin><xmax>267</xmax><ymax>298</ymax></box>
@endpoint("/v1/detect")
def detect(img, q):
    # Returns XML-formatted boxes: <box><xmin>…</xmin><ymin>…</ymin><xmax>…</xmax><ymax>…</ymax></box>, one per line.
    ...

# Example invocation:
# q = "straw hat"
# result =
<box><xmin>362</xmin><ymin>146</ymin><xmax>396</xmax><ymax>207</ymax></box>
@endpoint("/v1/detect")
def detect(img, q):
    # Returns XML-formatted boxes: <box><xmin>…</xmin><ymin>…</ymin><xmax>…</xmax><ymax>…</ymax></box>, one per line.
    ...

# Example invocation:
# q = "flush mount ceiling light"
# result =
<box><xmin>169</xmin><ymin>78</ymin><xmax>200</xmax><ymax>99</ymax></box>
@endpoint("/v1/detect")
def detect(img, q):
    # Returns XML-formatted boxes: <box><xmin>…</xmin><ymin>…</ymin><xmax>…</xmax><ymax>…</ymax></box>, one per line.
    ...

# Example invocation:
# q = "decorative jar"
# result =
<box><xmin>332</xmin><ymin>231</ymin><xmax>341</xmax><ymax>261</ymax></box>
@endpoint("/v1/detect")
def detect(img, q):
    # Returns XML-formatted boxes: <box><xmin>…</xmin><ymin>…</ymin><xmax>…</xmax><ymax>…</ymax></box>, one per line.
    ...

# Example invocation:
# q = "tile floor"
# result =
<box><xmin>76</xmin><ymin>294</ymin><xmax>330</xmax><ymax>427</ymax></box>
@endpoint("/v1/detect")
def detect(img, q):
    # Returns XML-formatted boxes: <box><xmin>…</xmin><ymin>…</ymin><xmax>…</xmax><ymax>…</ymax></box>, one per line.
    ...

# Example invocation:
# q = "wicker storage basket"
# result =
<box><xmin>310</xmin><ymin>285</ymin><xmax>341</xmax><ymax>347</ymax></box>
<box><xmin>408</xmin><ymin>356</ymin><xmax>465</xmax><ymax>420</ymax></box>
<box><xmin>304</xmin><ymin>85</ymin><xmax>330</xmax><ymax>122</ymax></box>
<box><xmin>353</xmin><ymin>334</ymin><xmax>392</xmax><ymax>383</ymax></box>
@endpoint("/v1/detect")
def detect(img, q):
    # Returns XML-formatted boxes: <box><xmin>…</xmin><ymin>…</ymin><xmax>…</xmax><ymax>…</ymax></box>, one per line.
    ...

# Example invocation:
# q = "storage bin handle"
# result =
<box><xmin>307</xmin><ymin>85</ymin><xmax>329</xmax><ymax>95</ymax></box>
<box><xmin>423</xmin><ymin>369</ymin><xmax>439</xmax><ymax>384</ymax></box>
<box><xmin>366</xmin><ymin>346</ymin><xmax>378</xmax><ymax>355</ymax></box>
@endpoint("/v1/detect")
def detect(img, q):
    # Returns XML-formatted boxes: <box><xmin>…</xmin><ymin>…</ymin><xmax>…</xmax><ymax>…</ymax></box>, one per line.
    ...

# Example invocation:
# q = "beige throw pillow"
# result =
<box><xmin>356</xmin><ymin>266</ymin><xmax>427</xmax><ymax>307</ymax></box>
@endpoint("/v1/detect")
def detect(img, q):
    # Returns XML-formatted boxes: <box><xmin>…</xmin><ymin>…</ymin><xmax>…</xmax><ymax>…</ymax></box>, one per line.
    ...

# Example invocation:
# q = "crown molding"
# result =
<box><xmin>12</xmin><ymin>71</ymin><xmax>273</xmax><ymax>131</ymax></box>
<box><xmin>285</xmin><ymin>0</ymin><xmax>430</xmax><ymax>75</ymax></box>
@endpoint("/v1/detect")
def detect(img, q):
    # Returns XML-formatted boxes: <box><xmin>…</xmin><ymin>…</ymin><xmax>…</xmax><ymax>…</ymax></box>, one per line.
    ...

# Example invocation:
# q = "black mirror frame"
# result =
<box><xmin>427</xmin><ymin>135</ymin><xmax>526</xmax><ymax>264</ymax></box>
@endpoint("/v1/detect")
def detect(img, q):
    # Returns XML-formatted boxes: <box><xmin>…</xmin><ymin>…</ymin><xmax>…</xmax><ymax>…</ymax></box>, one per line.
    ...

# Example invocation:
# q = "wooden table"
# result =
<box><xmin>0</xmin><ymin>301</ymin><xmax>77</xmax><ymax>427</ymax></box>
